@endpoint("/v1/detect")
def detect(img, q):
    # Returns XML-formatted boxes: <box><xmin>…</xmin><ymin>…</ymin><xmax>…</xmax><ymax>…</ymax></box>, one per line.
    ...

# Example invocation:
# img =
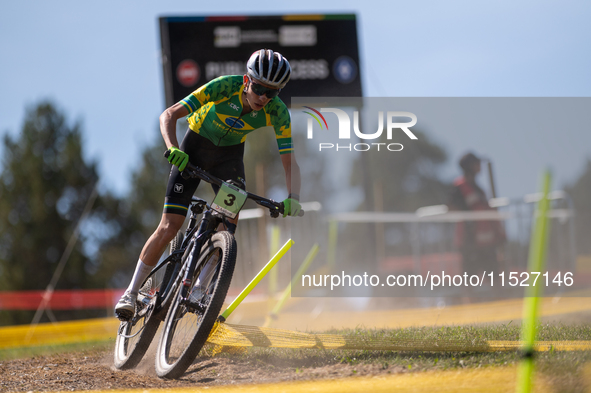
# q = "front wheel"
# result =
<box><xmin>113</xmin><ymin>265</ymin><xmax>165</xmax><ymax>369</ymax></box>
<box><xmin>155</xmin><ymin>231</ymin><xmax>237</xmax><ymax>379</ymax></box>
<box><xmin>113</xmin><ymin>231</ymin><xmax>184</xmax><ymax>370</ymax></box>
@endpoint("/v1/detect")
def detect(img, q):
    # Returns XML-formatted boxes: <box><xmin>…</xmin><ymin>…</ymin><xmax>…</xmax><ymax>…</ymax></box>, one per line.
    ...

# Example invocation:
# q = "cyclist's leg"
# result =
<box><xmin>140</xmin><ymin>128</ymin><xmax>211</xmax><ymax>266</ymax></box>
<box><xmin>116</xmin><ymin>215</ymin><xmax>190</xmax><ymax>317</ymax></box>
<box><xmin>117</xmin><ymin>130</ymin><xmax>203</xmax><ymax>315</ymax></box>
<box><xmin>129</xmin><ymin>165</ymin><xmax>198</xmax><ymax>278</ymax></box>
<box><xmin>139</xmin><ymin>214</ymin><xmax>186</xmax><ymax>266</ymax></box>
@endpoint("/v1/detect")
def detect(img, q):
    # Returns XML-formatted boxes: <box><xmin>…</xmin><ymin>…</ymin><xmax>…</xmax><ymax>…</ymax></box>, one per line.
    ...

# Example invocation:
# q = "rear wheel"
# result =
<box><xmin>155</xmin><ymin>231</ymin><xmax>236</xmax><ymax>379</ymax></box>
<box><xmin>113</xmin><ymin>232</ymin><xmax>184</xmax><ymax>370</ymax></box>
<box><xmin>170</xmin><ymin>231</ymin><xmax>184</xmax><ymax>254</ymax></box>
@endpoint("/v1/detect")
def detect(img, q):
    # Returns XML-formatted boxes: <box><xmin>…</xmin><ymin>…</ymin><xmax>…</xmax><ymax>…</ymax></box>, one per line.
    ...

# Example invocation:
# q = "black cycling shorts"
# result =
<box><xmin>164</xmin><ymin>130</ymin><xmax>246</xmax><ymax>216</ymax></box>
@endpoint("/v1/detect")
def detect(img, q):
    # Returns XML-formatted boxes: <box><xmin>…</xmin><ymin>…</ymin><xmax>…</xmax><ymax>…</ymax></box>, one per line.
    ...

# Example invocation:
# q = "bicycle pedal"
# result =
<box><xmin>115</xmin><ymin>309</ymin><xmax>134</xmax><ymax>321</ymax></box>
<box><xmin>138</xmin><ymin>294</ymin><xmax>151</xmax><ymax>306</ymax></box>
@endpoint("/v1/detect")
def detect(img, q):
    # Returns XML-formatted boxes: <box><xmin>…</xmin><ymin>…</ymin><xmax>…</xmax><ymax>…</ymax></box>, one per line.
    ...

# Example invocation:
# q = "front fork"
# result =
<box><xmin>179</xmin><ymin>210</ymin><xmax>219</xmax><ymax>305</ymax></box>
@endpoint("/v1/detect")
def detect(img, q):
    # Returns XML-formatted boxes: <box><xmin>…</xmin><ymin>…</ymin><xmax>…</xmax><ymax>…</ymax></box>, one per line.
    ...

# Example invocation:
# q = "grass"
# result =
<box><xmin>1</xmin><ymin>323</ymin><xmax>590</xmax><ymax>391</ymax></box>
<box><xmin>329</xmin><ymin>322</ymin><xmax>591</xmax><ymax>342</ymax></box>
<box><xmin>213</xmin><ymin>322</ymin><xmax>591</xmax><ymax>392</ymax></box>
<box><xmin>0</xmin><ymin>339</ymin><xmax>113</xmax><ymax>361</ymax></box>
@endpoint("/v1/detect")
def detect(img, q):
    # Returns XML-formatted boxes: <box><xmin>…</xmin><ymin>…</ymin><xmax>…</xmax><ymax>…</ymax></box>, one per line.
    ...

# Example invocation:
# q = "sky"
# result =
<box><xmin>1</xmin><ymin>0</ymin><xmax>590</xmax><ymax>201</ymax></box>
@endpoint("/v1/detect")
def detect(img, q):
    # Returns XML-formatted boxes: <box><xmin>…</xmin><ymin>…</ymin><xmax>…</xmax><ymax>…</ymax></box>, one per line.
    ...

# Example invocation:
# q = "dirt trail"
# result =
<box><xmin>0</xmin><ymin>346</ymin><xmax>401</xmax><ymax>392</ymax></box>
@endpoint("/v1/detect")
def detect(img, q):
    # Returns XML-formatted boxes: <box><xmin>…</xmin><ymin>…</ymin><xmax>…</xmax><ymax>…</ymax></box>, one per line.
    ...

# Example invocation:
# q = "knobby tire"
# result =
<box><xmin>113</xmin><ymin>231</ymin><xmax>184</xmax><ymax>369</ymax></box>
<box><xmin>155</xmin><ymin>231</ymin><xmax>237</xmax><ymax>379</ymax></box>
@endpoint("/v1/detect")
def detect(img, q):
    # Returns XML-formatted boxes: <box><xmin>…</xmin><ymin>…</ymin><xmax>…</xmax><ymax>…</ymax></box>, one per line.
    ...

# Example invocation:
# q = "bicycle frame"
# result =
<box><xmin>177</xmin><ymin>206</ymin><xmax>227</xmax><ymax>307</ymax></box>
<box><xmin>134</xmin><ymin>197</ymin><xmax>223</xmax><ymax>321</ymax></box>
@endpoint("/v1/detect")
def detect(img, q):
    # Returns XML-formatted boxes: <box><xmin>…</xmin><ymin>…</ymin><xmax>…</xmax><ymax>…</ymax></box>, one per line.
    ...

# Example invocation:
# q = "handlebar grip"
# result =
<box><xmin>164</xmin><ymin>149</ymin><xmax>171</xmax><ymax>159</ymax></box>
<box><xmin>279</xmin><ymin>202</ymin><xmax>305</xmax><ymax>217</ymax></box>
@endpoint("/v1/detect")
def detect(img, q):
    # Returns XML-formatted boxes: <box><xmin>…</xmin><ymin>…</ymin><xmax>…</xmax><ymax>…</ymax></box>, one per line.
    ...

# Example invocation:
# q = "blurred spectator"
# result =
<box><xmin>448</xmin><ymin>152</ymin><xmax>505</xmax><ymax>277</ymax></box>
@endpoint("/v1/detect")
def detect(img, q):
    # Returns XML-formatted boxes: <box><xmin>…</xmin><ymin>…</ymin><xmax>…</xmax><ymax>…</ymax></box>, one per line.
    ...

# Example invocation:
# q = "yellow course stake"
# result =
<box><xmin>264</xmin><ymin>243</ymin><xmax>320</xmax><ymax>327</ymax></box>
<box><xmin>219</xmin><ymin>239</ymin><xmax>294</xmax><ymax>322</ymax></box>
<box><xmin>517</xmin><ymin>171</ymin><xmax>552</xmax><ymax>393</ymax></box>
<box><xmin>268</xmin><ymin>225</ymin><xmax>281</xmax><ymax>298</ymax></box>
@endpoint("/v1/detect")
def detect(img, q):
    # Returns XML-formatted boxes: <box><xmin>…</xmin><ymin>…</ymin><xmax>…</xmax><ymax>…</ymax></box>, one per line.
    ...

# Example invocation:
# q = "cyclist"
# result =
<box><xmin>115</xmin><ymin>49</ymin><xmax>301</xmax><ymax>319</ymax></box>
<box><xmin>448</xmin><ymin>152</ymin><xmax>505</xmax><ymax>279</ymax></box>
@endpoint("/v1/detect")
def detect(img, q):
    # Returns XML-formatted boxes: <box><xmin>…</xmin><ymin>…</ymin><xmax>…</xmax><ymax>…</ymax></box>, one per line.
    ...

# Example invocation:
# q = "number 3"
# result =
<box><xmin>225</xmin><ymin>193</ymin><xmax>236</xmax><ymax>206</ymax></box>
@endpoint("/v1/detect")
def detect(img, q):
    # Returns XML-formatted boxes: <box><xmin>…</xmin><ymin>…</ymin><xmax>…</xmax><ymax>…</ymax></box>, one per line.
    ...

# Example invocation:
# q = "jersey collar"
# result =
<box><xmin>238</xmin><ymin>84</ymin><xmax>246</xmax><ymax>109</ymax></box>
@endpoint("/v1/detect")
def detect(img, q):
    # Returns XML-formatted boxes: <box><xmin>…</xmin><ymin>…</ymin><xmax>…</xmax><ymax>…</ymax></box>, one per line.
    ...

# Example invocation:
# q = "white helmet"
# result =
<box><xmin>246</xmin><ymin>49</ymin><xmax>291</xmax><ymax>89</ymax></box>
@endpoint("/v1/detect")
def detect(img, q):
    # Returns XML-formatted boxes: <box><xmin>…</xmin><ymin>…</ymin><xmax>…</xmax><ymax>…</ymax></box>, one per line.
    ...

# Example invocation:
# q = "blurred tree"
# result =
<box><xmin>564</xmin><ymin>159</ymin><xmax>591</xmax><ymax>255</ymax></box>
<box><xmin>351</xmin><ymin>128</ymin><xmax>450</xmax><ymax>212</ymax></box>
<box><xmin>0</xmin><ymin>102</ymin><xmax>108</xmax><ymax>324</ymax></box>
<box><xmin>0</xmin><ymin>102</ymin><xmax>100</xmax><ymax>291</ymax></box>
<box><xmin>286</xmin><ymin>128</ymin><xmax>327</xmax><ymax>197</ymax></box>
<box><xmin>94</xmin><ymin>133</ymin><xmax>170</xmax><ymax>289</ymax></box>
<box><xmin>243</xmin><ymin>126</ymin><xmax>288</xmax><ymax>203</ymax></box>
<box><xmin>335</xmin><ymin>128</ymin><xmax>452</xmax><ymax>277</ymax></box>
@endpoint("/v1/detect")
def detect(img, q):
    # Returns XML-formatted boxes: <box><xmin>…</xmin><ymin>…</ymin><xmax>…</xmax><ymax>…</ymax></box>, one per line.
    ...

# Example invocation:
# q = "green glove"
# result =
<box><xmin>167</xmin><ymin>146</ymin><xmax>189</xmax><ymax>172</ymax></box>
<box><xmin>282</xmin><ymin>198</ymin><xmax>301</xmax><ymax>217</ymax></box>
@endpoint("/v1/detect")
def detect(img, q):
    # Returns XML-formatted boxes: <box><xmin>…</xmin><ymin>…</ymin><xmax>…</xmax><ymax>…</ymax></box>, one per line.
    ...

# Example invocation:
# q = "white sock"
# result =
<box><xmin>126</xmin><ymin>259</ymin><xmax>153</xmax><ymax>295</ymax></box>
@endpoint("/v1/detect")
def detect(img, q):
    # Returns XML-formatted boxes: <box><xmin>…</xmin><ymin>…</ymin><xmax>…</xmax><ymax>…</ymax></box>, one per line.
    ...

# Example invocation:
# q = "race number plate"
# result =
<box><xmin>211</xmin><ymin>181</ymin><xmax>248</xmax><ymax>219</ymax></box>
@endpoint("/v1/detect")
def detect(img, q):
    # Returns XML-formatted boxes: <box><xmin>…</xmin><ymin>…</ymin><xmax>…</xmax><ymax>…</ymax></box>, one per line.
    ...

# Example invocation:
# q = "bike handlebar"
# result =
<box><xmin>164</xmin><ymin>150</ymin><xmax>304</xmax><ymax>217</ymax></box>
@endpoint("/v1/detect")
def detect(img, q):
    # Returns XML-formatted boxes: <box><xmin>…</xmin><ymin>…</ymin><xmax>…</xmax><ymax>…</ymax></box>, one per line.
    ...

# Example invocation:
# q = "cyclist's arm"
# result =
<box><xmin>160</xmin><ymin>102</ymin><xmax>190</xmax><ymax>149</ymax></box>
<box><xmin>281</xmin><ymin>153</ymin><xmax>301</xmax><ymax>198</ymax></box>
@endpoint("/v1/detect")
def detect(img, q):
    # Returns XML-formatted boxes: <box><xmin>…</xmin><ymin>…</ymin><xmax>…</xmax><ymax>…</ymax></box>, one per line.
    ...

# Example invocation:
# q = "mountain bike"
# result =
<box><xmin>114</xmin><ymin>153</ymin><xmax>302</xmax><ymax>378</ymax></box>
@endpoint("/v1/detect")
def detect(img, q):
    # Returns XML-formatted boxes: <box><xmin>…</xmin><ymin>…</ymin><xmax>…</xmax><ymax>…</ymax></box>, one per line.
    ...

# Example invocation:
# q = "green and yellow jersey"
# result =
<box><xmin>180</xmin><ymin>75</ymin><xmax>293</xmax><ymax>155</ymax></box>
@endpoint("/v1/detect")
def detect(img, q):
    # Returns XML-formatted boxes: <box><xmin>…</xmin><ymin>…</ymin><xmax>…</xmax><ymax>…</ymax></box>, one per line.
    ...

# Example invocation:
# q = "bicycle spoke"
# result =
<box><xmin>114</xmin><ymin>258</ymin><xmax>176</xmax><ymax>370</ymax></box>
<box><xmin>156</xmin><ymin>232</ymin><xmax>236</xmax><ymax>378</ymax></box>
<box><xmin>165</xmin><ymin>305</ymin><xmax>203</xmax><ymax>362</ymax></box>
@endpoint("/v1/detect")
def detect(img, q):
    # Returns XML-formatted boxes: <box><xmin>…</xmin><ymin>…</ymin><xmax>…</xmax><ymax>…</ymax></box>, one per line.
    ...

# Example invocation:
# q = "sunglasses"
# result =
<box><xmin>249</xmin><ymin>78</ymin><xmax>281</xmax><ymax>98</ymax></box>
